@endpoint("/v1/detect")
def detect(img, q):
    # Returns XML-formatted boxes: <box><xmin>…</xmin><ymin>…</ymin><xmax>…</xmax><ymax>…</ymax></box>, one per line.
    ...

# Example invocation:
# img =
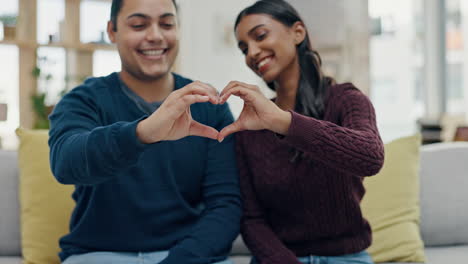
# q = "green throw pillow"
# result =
<box><xmin>16</xmin><ymin>128</ymin><xmax>74</xmax><ymax>264</ymax></box>
<box><xmin>361</xmin><ymin>134</ymin><xmax>426</xmax><ymax>263</ymax></box>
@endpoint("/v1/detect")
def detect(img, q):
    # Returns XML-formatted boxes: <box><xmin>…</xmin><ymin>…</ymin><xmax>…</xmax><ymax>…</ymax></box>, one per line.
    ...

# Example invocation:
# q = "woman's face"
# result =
<box><xmin>235</xmin><ymin>14</ymin><xmax>302</xmax><ymax>83</ymax></box>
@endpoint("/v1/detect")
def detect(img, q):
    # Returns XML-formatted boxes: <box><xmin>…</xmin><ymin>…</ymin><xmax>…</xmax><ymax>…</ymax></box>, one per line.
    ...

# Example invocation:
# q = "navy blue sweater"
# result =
<box><xmin>48</xmin><ymin>73</ymin><xmax>242</xmax><ymax>263</ymax></box>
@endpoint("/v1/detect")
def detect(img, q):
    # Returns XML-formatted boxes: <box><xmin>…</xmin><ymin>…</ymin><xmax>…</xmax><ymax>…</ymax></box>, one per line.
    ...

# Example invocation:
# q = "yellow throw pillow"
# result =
<box><xmin>16</xmin><ymin>128</ymin><xmax>74</xmax><ymax>264</ymax></box>
<box><xmin>361</xmin><ymin>134</ymin><xmax>426</xmax><ymax>263</ymax></box>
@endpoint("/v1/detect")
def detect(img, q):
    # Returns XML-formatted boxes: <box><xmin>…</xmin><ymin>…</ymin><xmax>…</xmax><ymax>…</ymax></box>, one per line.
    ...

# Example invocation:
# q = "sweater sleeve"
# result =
<box><xmin>282</xmin><ymin>85</ymin><xmax>384</xmax><ymax>176</ymax></box>
<box><xmin>159</xmin><ymin>104</ymin><xmax>242</xmax><ymax>264</ymax></box>
<box><xmin>48</xmin><ymin>86</ymin><xmax>147</xmax><ymax>185</ymax></box>
<box><xmin>236</xmin><ymin>134</ymin><xmax>301</xmax><ymax>264</ymax></box>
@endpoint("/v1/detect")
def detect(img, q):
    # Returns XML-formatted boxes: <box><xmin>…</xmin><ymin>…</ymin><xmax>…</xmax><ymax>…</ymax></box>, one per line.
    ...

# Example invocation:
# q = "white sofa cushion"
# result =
<box><xmin>0</xmin><ymin>150</ymin><xmax>20</xmax><ymax>256</ymax></box>
<box><xmin>425</xmin><ymin>245</ymin><xmax>468</xmax><ymax>264</ymax></box>
<box><xmin>420</xmin><ymin>142</ymin><xmax>468</xmax><ymax>246</ymax></box>
<box><xmin>0</xmin><ymin>257</ymin><xmax>22</xmax><ymax>264</ymax></box>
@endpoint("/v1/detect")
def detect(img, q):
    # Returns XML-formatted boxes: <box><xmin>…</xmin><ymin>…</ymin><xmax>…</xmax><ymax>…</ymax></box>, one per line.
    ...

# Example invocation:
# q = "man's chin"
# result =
<box><xmin>139</xmin><ymin>69</ymin><xmax>172</xmax><ymax>81</ymax></box>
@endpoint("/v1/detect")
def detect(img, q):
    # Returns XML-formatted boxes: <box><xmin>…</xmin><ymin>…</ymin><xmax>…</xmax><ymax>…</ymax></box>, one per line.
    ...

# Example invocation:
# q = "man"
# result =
<box><xmin>48</xmin><ymin>0</ymin><xmax>241</xmax><ymax>263</ymax></box>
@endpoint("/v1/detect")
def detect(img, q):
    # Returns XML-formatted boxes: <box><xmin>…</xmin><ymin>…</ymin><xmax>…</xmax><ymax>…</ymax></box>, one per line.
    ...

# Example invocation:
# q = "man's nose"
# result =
<box><xmin>146</xmin><ymin>24</ymin><xmax>164</xmax><ymax>42</ymax></box>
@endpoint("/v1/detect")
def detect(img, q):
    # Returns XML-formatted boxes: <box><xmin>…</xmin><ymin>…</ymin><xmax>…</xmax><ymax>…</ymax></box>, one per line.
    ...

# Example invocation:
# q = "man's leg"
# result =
<box><xmin>62</xmin><ymin>251</ymin><xmax>139</xmax><ymax>264</ymax></box>
<box><xmin>145</xmin><ymin>251</ymin><xmax>234</xmax><ymax>264</ymax></box>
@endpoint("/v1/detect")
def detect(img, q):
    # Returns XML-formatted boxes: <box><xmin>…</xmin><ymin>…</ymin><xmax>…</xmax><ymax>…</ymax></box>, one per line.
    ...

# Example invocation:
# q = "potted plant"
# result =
<box><xmin>30</xmin><ymin>56</ymin><xmax>84</xmax><ymax>129</ymax></box>
<box><xmin>0</xmin><ymin>14</ymin><xmax>17</xmax><ymax>40</ymax></box>
<box><xmin>31</xmin><ymin>65</ymin><xmax>51</xmax><ymax>129</ymax></box>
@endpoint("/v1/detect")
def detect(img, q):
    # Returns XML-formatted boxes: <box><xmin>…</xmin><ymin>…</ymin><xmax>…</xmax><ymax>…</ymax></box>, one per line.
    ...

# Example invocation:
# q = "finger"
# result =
<box><xmin>193</xmin><ymin>81</ymin><xmax>220</xmax><ymax>103</ymax></box>
<box><xmin>181</xmin><ymin>94</ymin><xmax>211</xmax><ymax>106</ymax></box>
<box><xmin>218</xmin><ymin>121</ymin><xmax>242</xmax><ymax>142</ymax></box>
<box><xmin>189</xmin><ymin>120</ymin><xmax>219</xmax><ymax>140</ymax></box>
<box><xmin>186</xmin><ymin>82</ymin><xmax>219</xmax><ymax>104</ymax></box>
<box><xmin>231</xmin><ymin>81</ymin><xmax>259</xmax><ymax>91</ymax></box>
<box><xmin>220</xmin><ymin>81</ymin><xmax>257</xmax><ymax>98</ymax></box>
<box><xmin>173</xmin><ymin>85</ymin><xmax>208</xmax><ymax>99</ymax></box>
<box><xmin>220</xmin><ymin>81</ymin><xmax>242</xmax><ymax>98</ymax></box>
<box><xmin>220</xmin><ymin>86</ymin><xmax>256</xmax><ymax>104</ymax></box>
<box><xmin>173</xmin><ymin>84</ymin><xmax>216</xmax><ymax>104</ymax></box>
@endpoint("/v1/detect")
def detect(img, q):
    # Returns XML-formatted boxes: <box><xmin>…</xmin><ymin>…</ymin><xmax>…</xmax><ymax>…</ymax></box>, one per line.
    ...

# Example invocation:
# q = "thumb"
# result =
<box><xmin>218</xmin><ymin>121</ymin><xmax>242</xmax><ymax>142</ymax></box>
<box><xmin>189</xmin><ymin>120</ymin><xmax>219</xmax><ymax>140</ymax></box>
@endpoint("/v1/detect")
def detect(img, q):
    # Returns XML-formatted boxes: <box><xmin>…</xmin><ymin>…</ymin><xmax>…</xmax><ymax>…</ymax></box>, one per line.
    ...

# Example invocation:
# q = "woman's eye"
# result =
<box><xmin>256</xmin><ymin>33</ymin><xmax>267</xmax><ymax>41</ymax></box>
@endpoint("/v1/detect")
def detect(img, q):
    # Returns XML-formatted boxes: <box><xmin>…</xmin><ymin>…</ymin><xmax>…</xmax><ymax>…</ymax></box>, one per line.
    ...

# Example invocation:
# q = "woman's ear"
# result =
<box><xmin>292</xmin><ymin>21</ymin><xmax>306</xmax><ymax>45</ymax></box>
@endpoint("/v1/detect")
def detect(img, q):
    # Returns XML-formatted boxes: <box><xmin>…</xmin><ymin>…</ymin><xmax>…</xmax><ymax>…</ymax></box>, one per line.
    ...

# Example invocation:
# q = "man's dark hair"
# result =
<box><xmin>110</xmin><ymin>0</ymin><xmax>178</xmax><ymax>31</ymax></box>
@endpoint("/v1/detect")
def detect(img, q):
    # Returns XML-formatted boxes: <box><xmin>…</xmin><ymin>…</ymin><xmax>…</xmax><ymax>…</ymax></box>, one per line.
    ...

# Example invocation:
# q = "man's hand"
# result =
<box><xmin>137</xmin><ymin>81</ymin><xmax>220</xmax><ymax>144</ymax></box>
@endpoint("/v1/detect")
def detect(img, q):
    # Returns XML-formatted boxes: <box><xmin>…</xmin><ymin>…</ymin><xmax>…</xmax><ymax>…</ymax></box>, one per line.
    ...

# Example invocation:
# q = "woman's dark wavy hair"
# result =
<box><xmin>235</xmin><ymin>0</ymin><xmax>334</xmax><ymax>119</ymax></box>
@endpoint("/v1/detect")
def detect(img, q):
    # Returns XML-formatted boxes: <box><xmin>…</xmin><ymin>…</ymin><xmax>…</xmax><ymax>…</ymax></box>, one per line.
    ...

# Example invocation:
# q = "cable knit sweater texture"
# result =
<box><xmin>235</xmin><ymin>83</ymin><xmax>385</xmax><ymax>264</ymax></box>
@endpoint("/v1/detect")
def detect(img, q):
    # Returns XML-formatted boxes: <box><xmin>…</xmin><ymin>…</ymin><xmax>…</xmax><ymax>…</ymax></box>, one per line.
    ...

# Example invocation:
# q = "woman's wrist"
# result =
<box><xmin>270</xmin><ymin>109</ymin><xmax>292</xmax><ymax>135</ymax></box>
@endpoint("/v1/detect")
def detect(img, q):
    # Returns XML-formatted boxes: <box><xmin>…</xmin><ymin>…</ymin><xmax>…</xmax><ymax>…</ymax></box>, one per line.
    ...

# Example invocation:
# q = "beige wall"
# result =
<box><xmin>288</xmin><ymin>0</ymin><xmax>370</xmax><ymax>95</ymax></box>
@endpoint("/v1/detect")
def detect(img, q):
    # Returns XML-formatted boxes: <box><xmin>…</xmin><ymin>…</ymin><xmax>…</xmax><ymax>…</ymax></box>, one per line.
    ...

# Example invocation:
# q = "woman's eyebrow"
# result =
<box><xmin>248</xmin><ymin>24</ymin><xmax>266</xmax><ymax>35</ymax></box>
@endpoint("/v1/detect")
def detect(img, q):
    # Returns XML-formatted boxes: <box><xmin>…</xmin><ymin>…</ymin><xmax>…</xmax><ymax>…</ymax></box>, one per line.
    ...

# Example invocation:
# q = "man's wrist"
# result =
<box><xmin>136</xmin><ymin>118</ymin><xmax>163</xmax><ymax>144</ymax></box>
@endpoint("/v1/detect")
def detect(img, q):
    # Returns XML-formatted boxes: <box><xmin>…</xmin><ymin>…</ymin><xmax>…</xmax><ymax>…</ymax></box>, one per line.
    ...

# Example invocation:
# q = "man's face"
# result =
<box><xmin>108</xmin><ymin>0</ymin><xmax>179</xmax><ymax>81</ymax></box>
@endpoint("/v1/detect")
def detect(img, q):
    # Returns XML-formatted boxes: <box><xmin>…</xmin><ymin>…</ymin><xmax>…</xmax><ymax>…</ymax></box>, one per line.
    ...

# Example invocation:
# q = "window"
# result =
<box><xmin>80</xmin><ymin>0</ymin><xmax>112</xmax><ymax>44</ymax></box>
<box><xmin>37</xmin><ymin>47</ymin><xmax>66</xmax><ymax>106</ymax></box>
<box><xmin>37</xmin><ymin>0</ymin><xmax>65</xmax><ymax>44</ymax></box>
<box><xmin>0</xmin><ymin>0</ymin><xmax>18</xmax><ymax>41</ymax></box>
<box><xmin>0</xmin><ymin>45</ymin><xmax>19</xmax><ymax>149</ymax></box>
<box><xmin>446</xmin><ymin>0</ymin><xmax>467</xmax><ymax>114</ymax></box>
<box><xmin>369</xmin><ymin>0</ymin><xmax>424</xmax><ymax>142</ymax></box>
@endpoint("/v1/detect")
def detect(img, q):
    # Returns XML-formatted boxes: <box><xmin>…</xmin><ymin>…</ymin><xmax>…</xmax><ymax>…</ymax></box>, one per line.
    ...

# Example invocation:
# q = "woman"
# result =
<box><xmin>217</xmin><ymin>0</ymin><xmax>385</xmax><ymax>263</ymax></box>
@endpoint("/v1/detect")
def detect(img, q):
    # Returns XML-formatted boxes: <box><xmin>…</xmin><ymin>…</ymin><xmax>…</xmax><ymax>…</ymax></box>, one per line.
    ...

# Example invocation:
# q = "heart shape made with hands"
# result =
<box><xmin>160</xmin><ymin>80</ymin><xmax>281</xmax><ymax>143</ymax></box>
<box><xmin>216</xmin><ymin>81</ymin><xmax>285</xmax><ymax>142</ymax></box>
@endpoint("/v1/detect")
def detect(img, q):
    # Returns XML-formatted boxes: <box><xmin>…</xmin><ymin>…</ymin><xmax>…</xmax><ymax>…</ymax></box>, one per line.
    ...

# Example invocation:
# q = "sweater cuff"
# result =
<box><xmin>116</xmin><ymin>116</ymin><xmax>148</xmax><ymax>161</ymax></box>
<box><xmin>280</xmin><ymin>110</ymin><xmax>319</xmax><ymax>145</ymax></box>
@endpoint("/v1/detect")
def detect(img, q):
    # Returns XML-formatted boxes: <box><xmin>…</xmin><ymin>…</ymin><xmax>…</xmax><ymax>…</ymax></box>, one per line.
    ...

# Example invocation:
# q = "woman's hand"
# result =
<box><xmin>217</xmin><ymin>81</ymin><xmax>291</xmax><ymax>142</ymax></box>
<box><xmin>137</xmin><ymin>81</ymin><xmax>220</xmax><ymax>144</ymax></box>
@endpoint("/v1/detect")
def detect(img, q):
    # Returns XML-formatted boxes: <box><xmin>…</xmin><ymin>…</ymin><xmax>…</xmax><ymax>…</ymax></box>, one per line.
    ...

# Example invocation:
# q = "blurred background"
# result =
<box><xmin>0</xmin><ymin>0</ymin><xmax>466</xmax><ymax>149</ymax></box>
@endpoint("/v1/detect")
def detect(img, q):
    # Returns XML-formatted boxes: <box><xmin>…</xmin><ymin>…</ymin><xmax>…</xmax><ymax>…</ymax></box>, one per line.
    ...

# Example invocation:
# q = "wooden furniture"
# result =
<box><xmin>0</xmin><ymin>0</ymin><xmax>115</xmax><ymax>129</ymax></box>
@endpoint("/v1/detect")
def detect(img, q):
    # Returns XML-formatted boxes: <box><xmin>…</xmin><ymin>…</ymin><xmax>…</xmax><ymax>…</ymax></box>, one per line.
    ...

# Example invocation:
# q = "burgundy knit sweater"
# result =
<box><xmin>235</xmin><ymin>83</ymin><xmax>385</xmax><ymax>264</ymax></box>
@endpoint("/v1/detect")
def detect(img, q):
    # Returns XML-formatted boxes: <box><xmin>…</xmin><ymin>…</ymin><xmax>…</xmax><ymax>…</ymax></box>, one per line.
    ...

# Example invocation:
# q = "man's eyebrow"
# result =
<box><xmin>127</xmin><ymin>13</ymin><xmax>150</xmax><ymax>20</ymax></box>
<box><xmin>160</xmin><ymin>13</ymin><xmax>175</xmax><ymax>19</ymax></box>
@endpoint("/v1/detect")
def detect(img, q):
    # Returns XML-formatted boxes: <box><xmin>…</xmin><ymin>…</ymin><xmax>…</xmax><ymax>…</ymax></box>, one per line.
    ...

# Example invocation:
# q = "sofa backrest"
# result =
<box><xmin>0</xmin><ymin>150</ymin><xmax>21</xmax><ymax>256</ymax></box>
<box><xmin>419</xmin><ymin>142</ymin><xmax>468</xmax><ymax>247</ymax></box>
<box><xmin>2</xmin><ymin>142</ymin><xmax>468</xmax><ymax>257</ymax></box>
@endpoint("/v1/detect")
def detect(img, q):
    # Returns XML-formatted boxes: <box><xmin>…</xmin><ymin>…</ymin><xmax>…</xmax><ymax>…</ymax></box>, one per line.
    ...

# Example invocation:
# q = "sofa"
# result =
<box><xmin>1</xmin><ymin>141</ymin><xmax>468</xmax><ymax>264</ymax></box>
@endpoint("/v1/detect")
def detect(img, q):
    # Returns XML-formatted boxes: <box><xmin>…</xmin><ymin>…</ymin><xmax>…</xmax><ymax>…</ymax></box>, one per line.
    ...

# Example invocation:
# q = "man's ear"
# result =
<box><xmin>107</xmin><ymin>21</ymin><xmax>116</xmax><ymax>43</ymax></box>
<box><xmin>292</xmin><ymin>21</ymin><xmax>306</xmax><ymax>45</ymax></box>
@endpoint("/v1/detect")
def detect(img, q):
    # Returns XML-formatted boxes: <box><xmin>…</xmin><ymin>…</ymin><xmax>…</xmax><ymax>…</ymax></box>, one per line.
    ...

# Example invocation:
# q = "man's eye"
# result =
<box><xmin>131</xmin><ymin>24</ymin><xmax>144</xmax><ymax>29</ymax></box>
<box><xmin>161</xmin><ymin>23</ymin><xmax>174</xmax><ymax>28</ymax></box>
